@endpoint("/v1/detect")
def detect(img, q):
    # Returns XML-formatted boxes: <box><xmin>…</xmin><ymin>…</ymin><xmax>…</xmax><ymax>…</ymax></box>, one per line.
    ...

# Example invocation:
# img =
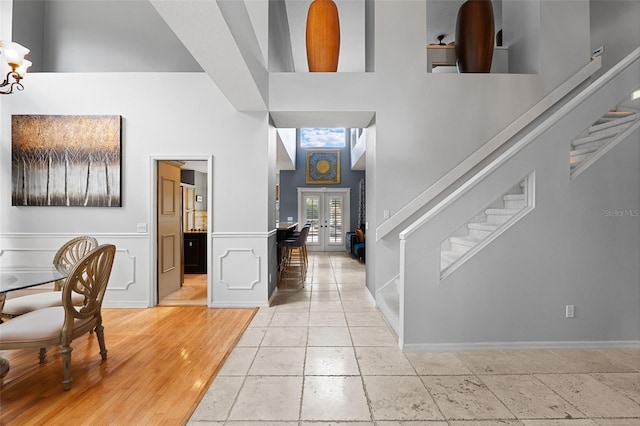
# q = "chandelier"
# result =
<box><xmin>1</xmin><ymin>41</ymin><xmax>31</xmax><ymax>94</ymax></box>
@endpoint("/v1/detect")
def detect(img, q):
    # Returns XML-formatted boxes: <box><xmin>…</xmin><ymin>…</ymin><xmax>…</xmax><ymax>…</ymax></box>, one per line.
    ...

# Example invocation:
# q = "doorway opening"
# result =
<box><xmin>154</xmin><ymin>158</ymin><xmax>211</xmax><ymax>307</ymax></box>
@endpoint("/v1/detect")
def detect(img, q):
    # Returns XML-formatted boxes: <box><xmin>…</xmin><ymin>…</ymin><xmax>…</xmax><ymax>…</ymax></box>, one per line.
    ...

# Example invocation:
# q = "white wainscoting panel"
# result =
<box><xmin>0</xmin><ymin>233</ymin><xmax>150</xmax><ymax>308</ymax></box>
<box><xmin>211</xmin><ymin>232</ymin><xmax>273</xmax><ymax>308</ymax></box>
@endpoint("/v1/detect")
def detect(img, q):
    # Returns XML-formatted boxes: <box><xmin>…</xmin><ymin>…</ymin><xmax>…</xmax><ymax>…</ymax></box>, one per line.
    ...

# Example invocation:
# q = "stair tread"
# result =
<box><xmin>449</xmin><ymin>236</ymin><xmax>480</xmax><ymax>247</ymax></box>
<box><xmin>570</xmin><ymin>155</ymin><xmax>588</xmax><ymax>165</ymax></box>
<box><xmin>468</xmin><ymin>222</ymin><xmax>500</xmax><ymax>231</ymax></box>
<box><xmin>503</xmin><ymin>194</ymin><xmax>525</xmax><ymax>200</ymax></box>
<box><xmin>570</xmin><ymin>144</ymin><xmax>603</xmax><ymax>156</ymax></box>
<box><xmin>571</xmin><ymin>139</ymin><xmax>609</xmax><ymax>154</ymax></box>
<box><xmin>590</xmin><ymin>112</ymin><xmax>637</xmax><ymax>133</ymax></box>
<box><xmin>485</xmin><ymin>208</ymin><xmax>521</xmax><ymax>215</ymax></box>
<box><xmin>441</xmin><ymin>250</ymin><xmax>458</xmax><ymax>260</ymax></box>
<box><xmin>574</xmin><ymin>124</ymin><xmax>630</xmax><ymax>146</ymax></box>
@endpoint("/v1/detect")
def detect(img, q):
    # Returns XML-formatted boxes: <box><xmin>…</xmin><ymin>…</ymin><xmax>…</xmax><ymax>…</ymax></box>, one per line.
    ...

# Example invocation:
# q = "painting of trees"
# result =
<box><xmin>11</xmin><ymin>115</ymin><xmax>122</xmax><ymax>207</ymax></box>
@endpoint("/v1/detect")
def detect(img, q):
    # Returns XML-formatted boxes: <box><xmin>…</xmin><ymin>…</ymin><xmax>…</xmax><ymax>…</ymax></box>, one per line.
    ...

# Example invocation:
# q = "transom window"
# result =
<box><xmin>300</xmin><ymin>128</ymin><xmax>346</xmax><ymax>148</ymax></box>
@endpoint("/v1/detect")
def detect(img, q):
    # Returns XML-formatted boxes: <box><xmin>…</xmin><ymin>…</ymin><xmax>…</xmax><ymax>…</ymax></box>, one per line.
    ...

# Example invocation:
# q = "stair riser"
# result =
<box><xmin>441</xmin><ymin>255</ymin><xmax>457</xmax><ymax>264</ymax></box>
<box><xmin>486</xmin><ymin>214</ymin><xmax>514</xmax><ymax>225</ymax></box>
<box><xmin>570</xmin><ymin>153</ymin><xmax>590</xmax><ymax>165</ymax></box>
<box><xmin>451</xmin><ymin>242</ymin><xmax>473</xmax><ymax>253</ymax></box>
<box><xmin>590</xmin><ymin>114</ymin><xmax>637</xmax><ymax>133</ymax></box>
<box><xmin>571</xmin><ymin>141</ymin><xmax>606</xmax><ymax>154</ymax></box>
<box><xmin>468</xmin><ymin>229</ymin><xmax>492</xmax><ymax>240</ymax></box>
<box><xmin>573</xmin><ymin>123</ymin><xmax>632</xmax><ymax>147</ymax></box>
<box><xmin>504</xmin><ymin>200</ymin><xmax>525</xmax><ymax>210</ymax></box>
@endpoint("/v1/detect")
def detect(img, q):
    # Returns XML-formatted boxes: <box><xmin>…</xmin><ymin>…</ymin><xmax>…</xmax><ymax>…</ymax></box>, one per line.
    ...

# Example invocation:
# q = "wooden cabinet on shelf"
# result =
<box><xmin>184</xmin><ymin>232</ymin><xmax>207</xmax><ymax>274</ymax></box>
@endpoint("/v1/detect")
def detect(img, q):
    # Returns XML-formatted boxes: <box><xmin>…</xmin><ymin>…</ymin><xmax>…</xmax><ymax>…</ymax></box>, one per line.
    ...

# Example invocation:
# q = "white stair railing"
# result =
<box><xmin>395</xmin><ymin>48</ymin><xmax>640</xmax><ymax>351</ymax></box>
<box><xmin>376</xmin><ymin>56</ymin><xmax>603</xmax><ymax>241</ymax></box>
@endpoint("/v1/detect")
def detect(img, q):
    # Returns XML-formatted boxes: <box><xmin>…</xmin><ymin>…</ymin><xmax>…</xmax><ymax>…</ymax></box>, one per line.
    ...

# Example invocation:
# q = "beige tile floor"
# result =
<box><xmin>189</xmin><ymin>252</ymin><xmax>640</xmax><ymax>425</ymax></box>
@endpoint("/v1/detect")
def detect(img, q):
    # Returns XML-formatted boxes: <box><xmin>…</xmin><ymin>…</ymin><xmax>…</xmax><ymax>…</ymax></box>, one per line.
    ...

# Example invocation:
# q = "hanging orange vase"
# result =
<box><xmin>455</xmin><ymin>0</ymin><xmax>495</xmax><ymax>73</ymax></box>
<box><xmin>306</xmin><ymin>0</ymin><xmax>340</xmax><ymax>72</ymax></box>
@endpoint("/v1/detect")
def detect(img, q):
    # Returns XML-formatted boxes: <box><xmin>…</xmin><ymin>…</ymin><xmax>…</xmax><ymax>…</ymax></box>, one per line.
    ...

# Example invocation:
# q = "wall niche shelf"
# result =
<box><xmin>427</xmin><ymin>45</ymin><xmax>509</xmax><ymax>73</ymax></box>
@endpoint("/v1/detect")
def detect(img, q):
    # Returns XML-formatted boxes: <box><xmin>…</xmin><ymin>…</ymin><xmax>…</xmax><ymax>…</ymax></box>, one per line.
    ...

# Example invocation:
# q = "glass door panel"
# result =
<box><xmin>304</xmin><ymin>195</ymin><xmax>320</xmax><ymax>247</ymax></box>
<box><xmin>299</xmin><ymin>189</ymin><xmax>349</xmax><ymax>252</ymax></box>
<box><xmin>325</xmin><ymin>194</ymin><xmax>344</xmax><ymax>248</ymax></box>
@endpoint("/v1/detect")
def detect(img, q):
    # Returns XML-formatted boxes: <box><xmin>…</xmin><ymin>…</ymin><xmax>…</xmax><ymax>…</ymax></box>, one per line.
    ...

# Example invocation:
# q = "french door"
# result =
<box><xmin>298</xmin><ymin>188</ymin><xmax>350</xmax><ymax>252</ymax></box>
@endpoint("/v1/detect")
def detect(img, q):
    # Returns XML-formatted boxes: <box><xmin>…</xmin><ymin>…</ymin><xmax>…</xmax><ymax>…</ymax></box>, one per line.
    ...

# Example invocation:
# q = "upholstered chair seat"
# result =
<box><xmin>0</xmin><ymin>306</ymin><xmax>93</xmax><ymax>345</ymax></box>
<box><xmin>2</xmin><ymin>292</ymin><xmax>84</xmax><ymax>317</ymax></box>
<box><xmin>1</xmin><ymin>236</ymin><xmax>97</xmax><ymax>319</ymax></box>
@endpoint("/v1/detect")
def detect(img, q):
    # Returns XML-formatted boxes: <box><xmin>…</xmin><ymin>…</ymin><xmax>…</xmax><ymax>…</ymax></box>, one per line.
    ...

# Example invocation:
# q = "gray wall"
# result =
<box><xmin>12</xmin><ymin>0</ymin><xmax>202</xmax><ymax>72</ymax></box>
<box><xmin>194</xmin><ymin>171</ymin><xmax>208</xmax><ymax>212</ymax></box>
<box><xmin>11</xmin><ymin>0</ymin><xmax>45</xmax><ymax>72</ymax></box>
<box><xmin>279</xmin><ymin>129</ymin><xmax>366</xmax><ymax>235</ymax></box>
<box><xmin>590</xmin><ymin>0</ymin><xmax>640</xmax><ymax>81</ymax></box>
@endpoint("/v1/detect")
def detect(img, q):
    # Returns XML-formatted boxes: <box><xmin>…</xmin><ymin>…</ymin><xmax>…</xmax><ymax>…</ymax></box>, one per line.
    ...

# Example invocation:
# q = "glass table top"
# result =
<box><xmin>0</xmin><ymin>269</ymin><xmax>67</xmax><ymax>293</ymax></box>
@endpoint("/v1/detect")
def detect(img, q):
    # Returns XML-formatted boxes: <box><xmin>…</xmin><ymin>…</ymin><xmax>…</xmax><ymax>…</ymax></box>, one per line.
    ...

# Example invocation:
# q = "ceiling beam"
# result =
<box><xmin>150</xmin><ymin>0</ymin><xmax>267</xmax><ymax>111</ymax></box>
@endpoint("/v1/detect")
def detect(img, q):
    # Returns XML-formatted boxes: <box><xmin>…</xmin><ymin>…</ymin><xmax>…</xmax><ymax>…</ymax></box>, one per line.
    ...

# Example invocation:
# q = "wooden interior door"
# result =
<box><xmin>157</xmin><ymin>161</ymin><xmax>182</xmax><ymax>301</ymax></box>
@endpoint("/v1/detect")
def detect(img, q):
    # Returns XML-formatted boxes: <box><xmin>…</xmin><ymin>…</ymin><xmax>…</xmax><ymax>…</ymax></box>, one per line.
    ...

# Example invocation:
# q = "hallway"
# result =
<box><xmin>189</xmin><ymin>252</ymin><xmax>640</xmax><ymax>424</ymax></box>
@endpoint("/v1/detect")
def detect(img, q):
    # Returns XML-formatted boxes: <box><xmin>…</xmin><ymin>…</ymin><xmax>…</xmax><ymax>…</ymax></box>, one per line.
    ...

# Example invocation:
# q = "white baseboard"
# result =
<box><xmin>401</xmin><ymin>340</ymin><xmax>640</xmax><ymax>352</ymax></box>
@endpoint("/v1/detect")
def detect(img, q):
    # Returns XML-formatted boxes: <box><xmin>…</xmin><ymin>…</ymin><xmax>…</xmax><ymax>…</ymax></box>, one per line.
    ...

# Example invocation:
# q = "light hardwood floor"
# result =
<box><xmin>0</xmin><ymin>306</ymin><xmax>256</xmax><ymax>425</ymax></box>
<box><xmin>159</xmin><ymin>274</ymin><xmax>207</xmax><ymax>306</ymax></box>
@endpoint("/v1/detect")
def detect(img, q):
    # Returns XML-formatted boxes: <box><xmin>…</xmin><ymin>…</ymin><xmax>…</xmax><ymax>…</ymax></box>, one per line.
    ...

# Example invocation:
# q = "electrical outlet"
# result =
<box><xmin>565</xmin><ymin>304</ymin><xmax>575</xmax><ymax>318</ymax></box>
<box><xmin>137</xmin><ymin>223</ymin><xmax>147</xmax><ymax>233</ymax></box>
<box><xmin>383</xmin><ymin>209</ymin><xmax>390</xmax><ymax>219</ymax></box>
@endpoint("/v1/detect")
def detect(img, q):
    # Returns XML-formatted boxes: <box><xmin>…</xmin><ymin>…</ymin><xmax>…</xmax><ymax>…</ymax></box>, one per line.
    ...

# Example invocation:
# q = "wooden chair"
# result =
<box><xmin>0</xmin><ymin>244</ymin><xmax>116</xmax><ymax>390</ymax></box>
<box><xmin>1</xmin><ymin>236</ymin><xmax>98</xmax><ymax>319</ymax></box>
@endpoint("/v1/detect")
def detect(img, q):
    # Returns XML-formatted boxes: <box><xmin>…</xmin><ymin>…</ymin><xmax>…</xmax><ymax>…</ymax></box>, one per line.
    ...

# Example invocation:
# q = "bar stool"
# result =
<box><xmin>278</xmin><ymin>224</ymin><xmax>310</xmax><ymax>288</ymax></box>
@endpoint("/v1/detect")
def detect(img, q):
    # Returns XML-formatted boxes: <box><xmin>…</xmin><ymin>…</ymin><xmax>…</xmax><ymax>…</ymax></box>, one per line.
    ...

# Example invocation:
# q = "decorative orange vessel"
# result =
<box><xmin>306</xmin><ymin>0</ymin><xmax>340</xmax><ymax>72</ymax></box>
<box><xmin>455</xmin><ymin>0</ymin><xmax>495</xmax><ymax>73</ymax></box>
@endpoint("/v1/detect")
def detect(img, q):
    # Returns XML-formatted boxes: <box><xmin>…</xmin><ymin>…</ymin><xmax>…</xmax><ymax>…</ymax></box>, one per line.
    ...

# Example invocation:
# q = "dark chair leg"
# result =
<box><xmin>95</xmin><ymin>324</ymin><xmax>108</xmax><ymax>361</ymax></box>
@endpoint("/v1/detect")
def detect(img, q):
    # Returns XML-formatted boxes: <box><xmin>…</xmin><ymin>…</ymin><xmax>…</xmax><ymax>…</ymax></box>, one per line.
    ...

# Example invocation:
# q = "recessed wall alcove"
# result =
<box><xmin>269</xmin><ymin>0</ymin><xmax>374</xmax><ymax>73</ymax></box>
<box><xmin>426</xmin><ymin>0</ymin><xmax>507</xmax><ymax>74</ymax></box>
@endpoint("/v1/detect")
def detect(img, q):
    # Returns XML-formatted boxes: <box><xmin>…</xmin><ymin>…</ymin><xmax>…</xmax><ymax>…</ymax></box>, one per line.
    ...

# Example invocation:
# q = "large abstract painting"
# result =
<box><xmin>11</xmin><ymin>115</ymin><xmax>122</xmax><ymax>207</ymax></box>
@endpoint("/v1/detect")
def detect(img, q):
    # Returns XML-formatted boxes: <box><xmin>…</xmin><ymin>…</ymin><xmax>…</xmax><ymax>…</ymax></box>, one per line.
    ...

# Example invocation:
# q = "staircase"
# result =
<box><xmin>440</xmin><ymin>177</ymin><xmax>531</xmax><ymax>274</ymax></box>
<box><xmin>376</xmin><ymin>276</ymin><xmax>400</xmax><ymax>335</ymax></box>
<box><xmin>570</xmin><ymin>110</ymin><xmax>639</xmax><ymax>173</ymax></box>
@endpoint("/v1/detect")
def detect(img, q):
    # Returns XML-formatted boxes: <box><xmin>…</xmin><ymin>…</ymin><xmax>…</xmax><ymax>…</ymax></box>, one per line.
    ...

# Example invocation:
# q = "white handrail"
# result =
<box><xmin>376</xmin><ymin>55</ymin><xmax>603</xmax><ymax>241</ymax></box>
<box><xmin>399</xmin><ymin>47</ymin><xmax>640</xmax><ymax>241</ymax></box>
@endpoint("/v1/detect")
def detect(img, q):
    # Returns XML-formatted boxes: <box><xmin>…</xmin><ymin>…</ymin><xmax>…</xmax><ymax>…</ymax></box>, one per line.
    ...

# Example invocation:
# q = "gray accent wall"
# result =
<box><xmin>279</xmin><ymin>129</ymin><xmax>366</xmax><ymax>236</ymax></box>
